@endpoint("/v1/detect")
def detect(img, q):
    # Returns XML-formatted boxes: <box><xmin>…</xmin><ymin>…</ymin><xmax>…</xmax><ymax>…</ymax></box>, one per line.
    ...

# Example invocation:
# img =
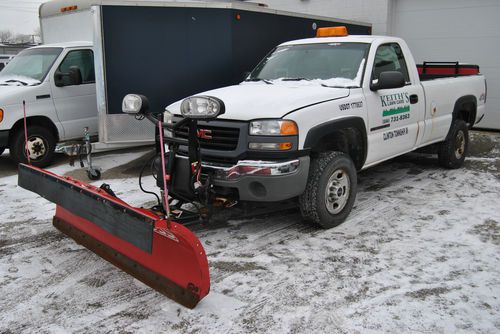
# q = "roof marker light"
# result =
<box><xmin>316</xmin><ymin>26</ymin><xmax>348</xmax><ymax>38</ymax></box>
<box><xmin>60</xmin><ymin>5</ymin><xmax>78</xmax><ymax>13</ymax></box>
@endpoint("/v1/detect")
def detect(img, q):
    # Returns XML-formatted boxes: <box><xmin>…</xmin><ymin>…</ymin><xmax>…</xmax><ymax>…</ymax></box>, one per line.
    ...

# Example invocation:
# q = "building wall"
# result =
<box><xmin>249</xmin><ymin>0</ymin><xmax>390</xmax><ymax>34</ymax></box>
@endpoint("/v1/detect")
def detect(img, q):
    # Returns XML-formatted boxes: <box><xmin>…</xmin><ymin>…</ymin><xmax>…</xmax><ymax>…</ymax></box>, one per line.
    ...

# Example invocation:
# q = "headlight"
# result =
<box><xmin>180</xmin><ymin>96</ymin><xmax>225</xmax><ymax>119</ymax></box>
<box><xmin>249</xmin><ymin>120</ymin><xmax>298</xmax><ymax>136</ymax></box>
<box><xmin>122</xmin><ymin>94</ymin><xmax>149</xmax><ymax>114</ymax></box>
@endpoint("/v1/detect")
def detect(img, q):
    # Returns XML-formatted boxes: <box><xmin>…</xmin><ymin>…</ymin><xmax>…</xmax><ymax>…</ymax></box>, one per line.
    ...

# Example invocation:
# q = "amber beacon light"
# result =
<box><xmin>316</xmin><ymin>26</ymin><xmax>349</xmax><ymax>37</ymax></box>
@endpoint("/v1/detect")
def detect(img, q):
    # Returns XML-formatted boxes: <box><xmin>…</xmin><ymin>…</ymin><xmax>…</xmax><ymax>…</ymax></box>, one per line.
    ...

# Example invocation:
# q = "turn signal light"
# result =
<box><xmin>279</xmin><ymin>142</ymin><xmax>293</xmax><ymax>150</ymax></box>
<box><xmin>316</xmin><ymin>26</ymin><xmax>348</xmax><ymax>38</ymax></box>
<box><xmin>280</xmin><ymin>121</ymin><xmax>298</xmax><ymax>136</ymax></box>
<box><xmin>0</xmin><ymin>109</ymin><xmax>3</xmax><ymax>123</ymax></box>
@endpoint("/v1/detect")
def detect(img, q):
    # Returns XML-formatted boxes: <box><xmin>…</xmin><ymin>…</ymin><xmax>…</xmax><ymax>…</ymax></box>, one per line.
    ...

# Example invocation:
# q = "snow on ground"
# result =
<box><xmin>1</xmin><ymin>132</ymin><xmax>499</xmax><ymax>333</ymax></box>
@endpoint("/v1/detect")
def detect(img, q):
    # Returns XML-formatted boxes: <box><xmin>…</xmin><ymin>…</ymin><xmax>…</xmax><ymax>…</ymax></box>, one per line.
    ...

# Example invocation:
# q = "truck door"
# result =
<box><xmin>50</xmin><ymin>49</ymin><xmax>98</xmax><ymax>140</ymax></box>
<box><xmin>364</xmin><ymin>43</ymin><xmax>424</xmax><ymax>164</ymax></box>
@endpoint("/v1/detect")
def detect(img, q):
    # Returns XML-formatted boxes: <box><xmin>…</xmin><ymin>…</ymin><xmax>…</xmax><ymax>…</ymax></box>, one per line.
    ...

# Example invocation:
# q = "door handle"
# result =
<box><xmin>410</xmin><ymin>94</ymin><xmax>419</xmax><ymax>104</ymax></box>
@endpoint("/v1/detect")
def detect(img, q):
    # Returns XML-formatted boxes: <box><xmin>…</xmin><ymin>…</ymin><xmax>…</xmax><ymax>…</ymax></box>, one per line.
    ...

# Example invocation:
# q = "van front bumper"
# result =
<box><xmin>0</xmin><ymin>130</ymin><xmax>8</xmax><ymax>148</ymax></box>
<box><xmin>203</xmin><ymin>156</ymin><xmax>310</xmax><ymax>202</ymax></box>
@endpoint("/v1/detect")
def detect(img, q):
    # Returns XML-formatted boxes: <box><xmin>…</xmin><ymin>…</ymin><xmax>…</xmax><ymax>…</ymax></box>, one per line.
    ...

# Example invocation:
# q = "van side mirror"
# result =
<box><xmin>370</xmin><ymin>71</ymin><xmax>405</xmax><ymax>91</ymax></box>
<box><xmin>54</xmin><ymin>66</ymin><xmax>83</xmax><ymax>87</ymax></box>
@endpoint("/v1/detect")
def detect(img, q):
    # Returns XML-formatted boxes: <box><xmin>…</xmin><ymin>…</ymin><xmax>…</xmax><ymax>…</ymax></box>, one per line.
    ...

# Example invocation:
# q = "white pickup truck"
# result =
<box><xmin>165</xmin><ymin>27</ymin><xmax>487</xmax><ymax>228</ymax></box>
<box><xmin>0</xmin><ymin>42</ymin><xmax>97</xmax><ymax>166</ymax></box>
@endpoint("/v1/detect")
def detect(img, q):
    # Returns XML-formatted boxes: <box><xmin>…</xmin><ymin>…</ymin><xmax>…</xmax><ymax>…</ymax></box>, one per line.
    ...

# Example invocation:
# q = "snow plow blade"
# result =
<box><xmin>18</xmin><ymin>164</ymin><xmax>210</xmax><ymax>309</ymax></box>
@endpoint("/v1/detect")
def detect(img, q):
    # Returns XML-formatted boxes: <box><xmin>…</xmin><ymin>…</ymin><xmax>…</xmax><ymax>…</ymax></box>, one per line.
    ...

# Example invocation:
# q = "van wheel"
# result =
<box><xmin>299</xmin><ymin>152</ymin><xmax>357</xmax><ymax>228</ymax></box>
<box><xmin>438</xmin><ymin>119</ymin><xmax>468</xmax><ymax>169</ymax></box>
<box><xmin>10</xmin><ymin>126</ymin><xmax>56</xmax><ymax>168</ymax></box>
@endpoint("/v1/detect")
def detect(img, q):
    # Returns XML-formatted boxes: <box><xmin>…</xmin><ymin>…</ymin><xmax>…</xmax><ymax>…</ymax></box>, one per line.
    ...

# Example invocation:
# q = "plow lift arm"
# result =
<box><xmin>17</xmin><ymin>93</ymin><xmax>226</xmax><ymax>308</ymax></box>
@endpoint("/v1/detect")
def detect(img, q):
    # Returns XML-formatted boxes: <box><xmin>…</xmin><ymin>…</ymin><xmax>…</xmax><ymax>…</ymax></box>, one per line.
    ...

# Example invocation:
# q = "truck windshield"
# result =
<box><xmin>0</xmin><ymin>47</ymin><xmax>62</xmax><ymax>84</ymax></box>
<box><xmin>248</xmin><ymin>43</ymin><xmax>369</xmax><ymax>88</ymax></box>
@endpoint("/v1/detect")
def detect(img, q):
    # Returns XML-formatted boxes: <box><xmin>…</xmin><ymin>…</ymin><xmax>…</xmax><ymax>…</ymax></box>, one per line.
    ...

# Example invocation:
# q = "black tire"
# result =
<box><xmin>299</xmin><ymin>152</ymin><xmax>357</xmax><ymax>228</ymax></box>
<box><xmin>438</xmin><ymin>119</ymin><xmax>468</xmax><ymax>169</ymax></box>
<box><xmin>87</xmin><ymin>169</ymin><xmax>101</xmax><ymax>180</ymax></box>
<box><xmin>9</xmin><ymin>126</ymin><xmax>56</xmax><ymax>168</ymax></box>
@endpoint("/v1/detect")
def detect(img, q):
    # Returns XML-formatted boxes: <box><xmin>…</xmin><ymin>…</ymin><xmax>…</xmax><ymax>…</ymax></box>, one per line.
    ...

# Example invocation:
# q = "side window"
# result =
<box><xmin>372</xmin><ymin>43</ymin><xmax>410</xmax><ymax>84</ymax></box>
<box><xmin>58</xmin><ymin>49</ymin><xmax>95</xmax><ymax>85</ymax></box>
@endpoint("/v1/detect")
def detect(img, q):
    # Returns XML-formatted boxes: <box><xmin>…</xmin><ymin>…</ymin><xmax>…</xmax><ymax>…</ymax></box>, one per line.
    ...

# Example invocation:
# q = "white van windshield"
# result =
<box><xmin>248</xmin><ymin>43</ymin><xmax>369</xmax><ymax>88</ymax></box>
<box><xmin>0</xmin><ymin>47</ymin><xmax>62</xmax><ymax>84</ymax></box>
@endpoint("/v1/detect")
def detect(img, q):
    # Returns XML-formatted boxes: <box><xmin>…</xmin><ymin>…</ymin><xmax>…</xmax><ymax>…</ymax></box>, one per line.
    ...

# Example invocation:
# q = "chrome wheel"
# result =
<box><xmin>324</xmin><ymin>168</ymin><xmax>350</xmax><ymax>215</ymax></box>
<box><xmin>454</xmin><ymin>130</ymin><xmax>465</xmax><ymax>160</ymax></box>
<box><xmin>26</xmin><ymin>136</ymin><xmax>47</xmax><ymax>160</ymax></box>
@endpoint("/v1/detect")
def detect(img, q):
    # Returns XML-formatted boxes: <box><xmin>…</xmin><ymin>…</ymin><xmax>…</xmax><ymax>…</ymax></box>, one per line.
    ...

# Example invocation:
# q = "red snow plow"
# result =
<box><xmin>17</xmin><ymin>94</ymin><xmax>229</xmax><ymax>308</ymax></box>
<box><xmin>18</xmin><ymin>164</ymin><xmax>209</xmax><ymax>308</ymax></box>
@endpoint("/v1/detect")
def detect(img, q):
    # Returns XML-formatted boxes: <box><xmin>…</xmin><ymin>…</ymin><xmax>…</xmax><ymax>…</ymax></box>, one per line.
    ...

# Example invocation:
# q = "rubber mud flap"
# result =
<box><xmin>18</xmin><ymin>164</ymin><xmax>210</xmax><ymax>308</ymax></box>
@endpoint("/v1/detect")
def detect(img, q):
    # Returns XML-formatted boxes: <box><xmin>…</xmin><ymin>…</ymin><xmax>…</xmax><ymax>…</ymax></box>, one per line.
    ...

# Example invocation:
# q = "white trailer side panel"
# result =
<box><xmin>390</xmin><ymin>0</ymin><xmax>500</xmax><ymax>130</ymax></box>
<box><xmin>41</xmin><ymin>10</ymin><xmax>93</xmax><ymax>44</ymax></box>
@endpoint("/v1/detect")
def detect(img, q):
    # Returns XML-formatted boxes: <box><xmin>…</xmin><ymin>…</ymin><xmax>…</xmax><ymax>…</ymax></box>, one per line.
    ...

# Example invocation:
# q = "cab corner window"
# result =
<box><xmin>57</xmin><ymin>49</ymin><xmax>95</xmax><ymax>86</ymax></box>
<box><xmin>372</xmin><ymin>43</ymin><xmax>410</xmax><ymax>84</ymax></box>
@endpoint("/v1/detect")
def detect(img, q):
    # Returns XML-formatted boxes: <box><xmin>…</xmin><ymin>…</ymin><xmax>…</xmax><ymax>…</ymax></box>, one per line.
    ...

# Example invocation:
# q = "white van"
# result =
<box><xmin>0</xmin><ymin>42</ymin><xmax>97</xmax><ymax>166</ymax></box>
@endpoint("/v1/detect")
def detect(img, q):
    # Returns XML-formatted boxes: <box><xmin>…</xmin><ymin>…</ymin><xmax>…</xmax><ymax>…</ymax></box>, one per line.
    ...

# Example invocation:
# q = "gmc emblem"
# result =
<box><xmin>197</xmin><ymin>129</ymin><xmax>212</xmax><ymax>140</ymax></box>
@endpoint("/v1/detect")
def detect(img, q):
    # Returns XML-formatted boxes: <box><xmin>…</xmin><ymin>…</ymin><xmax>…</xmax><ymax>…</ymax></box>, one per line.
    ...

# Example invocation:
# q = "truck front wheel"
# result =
<box><xmin>10</xmin><ymin>126</ymin><xmax>56</xmax><ymax>168</ymax></box>
<box><xmin>300</xmin><ymin>152</ymin><xmax>357</xmax><ymax>228</ymax></box>
<box><xmin>438</xmin><ymin>119</ymin><xmax>468</xmax><ymax>169</ymax></box>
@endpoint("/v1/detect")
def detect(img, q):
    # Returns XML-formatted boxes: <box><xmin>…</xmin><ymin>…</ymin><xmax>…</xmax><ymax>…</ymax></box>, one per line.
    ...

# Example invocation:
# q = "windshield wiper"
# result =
<box><xmin>244</xmin><ymin>78</ymin><xmax>273</xmax><ymax>85</ymax></box>
<box><xmin>2</xmin><ymin>79</ymin><xmax>28</xmax><ymax>86</ymax></box>
<box><xmin>320</xmin><ymin>84</ymin><xmax>357</xmax><ymax>89</ymax></box>
<box><xmin>280</xmin><ymin>77</ymin><xmax>311</xmax><ymax>81</ymax></box>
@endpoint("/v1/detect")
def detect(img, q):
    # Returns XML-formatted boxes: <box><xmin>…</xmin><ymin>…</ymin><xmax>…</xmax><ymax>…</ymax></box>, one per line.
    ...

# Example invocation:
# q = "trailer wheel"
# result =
<box><xmin>10</xmin><ymin>126</ymin><xmax>56</xmax><ymax>168</ymax></box>
<box><xmin>87</xmin><ymin>169</ymin><xmax>101</xmax><ymax>181</ymax></box>
<box><xmin>299</xmin><ymin>152</ymin><xmax>357</xmax><ymax>228</ymax></box>
<box><xmin>438</xmin><ymin>119</ymin><xmax>468</xmax><ymax>169</ymax></box>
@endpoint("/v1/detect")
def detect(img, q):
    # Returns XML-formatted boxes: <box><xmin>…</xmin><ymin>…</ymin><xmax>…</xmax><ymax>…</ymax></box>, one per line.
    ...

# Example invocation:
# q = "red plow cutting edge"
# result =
<box><xmin>18</xmin><ymin>164</ymin><xmax>210</xmax><ymax>308</ymax></box>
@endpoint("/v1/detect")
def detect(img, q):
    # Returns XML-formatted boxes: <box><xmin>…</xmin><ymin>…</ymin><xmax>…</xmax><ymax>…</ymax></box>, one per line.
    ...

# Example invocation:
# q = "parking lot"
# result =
<box><xmin>0</xmin><ymin>131</ymin><xmax>499</xmax><ymax>333</ymax></box>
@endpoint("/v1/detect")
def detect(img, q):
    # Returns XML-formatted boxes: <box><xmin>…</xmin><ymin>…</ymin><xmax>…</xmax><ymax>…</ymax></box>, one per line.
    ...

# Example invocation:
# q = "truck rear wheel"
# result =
<box><xmin>10</xmin><ymin>126</ymin><xmax>56</xmax><ymax>168</ymax></box>
<box><xmin>299</xmin><ymin>152</ymin><xmax>357</xmax><ymax>228</ymax></box>
<box><xmin>438</xmin><ymin>119</ymin><xmax>468</xmax><ymax>169</ymax></box>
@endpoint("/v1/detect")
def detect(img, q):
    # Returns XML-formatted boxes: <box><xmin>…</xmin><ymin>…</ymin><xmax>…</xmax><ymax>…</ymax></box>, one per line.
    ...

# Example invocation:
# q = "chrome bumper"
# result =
<box><xmin>202</xmin><ymin>159</ymin><xmax>300</xmax><ymax>181</ymax></box>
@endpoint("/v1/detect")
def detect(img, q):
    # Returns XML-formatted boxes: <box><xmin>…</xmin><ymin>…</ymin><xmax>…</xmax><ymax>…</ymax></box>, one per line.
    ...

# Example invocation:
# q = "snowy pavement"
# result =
<box><xmin>0</xmin><ymin>131</ymin><xmax>499</xmax><ymax>333</ymax></box>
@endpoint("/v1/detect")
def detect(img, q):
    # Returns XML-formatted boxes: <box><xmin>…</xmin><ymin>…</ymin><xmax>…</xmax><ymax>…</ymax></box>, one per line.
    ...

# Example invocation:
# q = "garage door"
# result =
<box><xmin>391</xmin><ymin>0</ymin><xmax>500</xmax><ymax>130</ymax></box>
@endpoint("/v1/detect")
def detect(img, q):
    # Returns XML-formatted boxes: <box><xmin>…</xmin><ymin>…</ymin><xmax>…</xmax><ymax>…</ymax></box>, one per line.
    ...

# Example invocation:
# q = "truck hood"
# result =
<box><xmin>167</xmin><ymin>82</ymin><xmax>350</xmax><ymax>120</ymax></box>
<box><xmin>0</xmin><ymin>79</ymin><xmax>44</xmax><ymax>106</ymax></box>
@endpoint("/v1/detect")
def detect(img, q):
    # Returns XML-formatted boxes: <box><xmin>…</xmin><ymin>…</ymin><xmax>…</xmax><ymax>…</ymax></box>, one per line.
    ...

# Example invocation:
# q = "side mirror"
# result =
<box><xmin>370</xmin><ymin>71</ymin><xmax>405</xmax><ymax>91</ymax></box>
<box><xmin>122</xmin><ymin>94</ymin><xmax>150</xmax><ymax>115</ymax></box>
<box><xmin>54</xmin><ymin>66</ymin><xmax>83</xmax><ymax>87</ymax></box>
<box><xmin>68</xmin><ymin>66</ymin><xmax>82</xmax><ymax>86</ymax></box>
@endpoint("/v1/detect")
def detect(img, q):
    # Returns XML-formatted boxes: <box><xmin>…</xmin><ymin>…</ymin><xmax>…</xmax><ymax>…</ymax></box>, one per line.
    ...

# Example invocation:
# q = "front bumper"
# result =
<box><xmin>203</xmin><ymin>156</ymin><xmax>310</xmax><ymax>202</ymax></box>
<box><xmin>0</xmin><ymin>130</ymin><xmax>8</xmax><ymax>148</ymax></box>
